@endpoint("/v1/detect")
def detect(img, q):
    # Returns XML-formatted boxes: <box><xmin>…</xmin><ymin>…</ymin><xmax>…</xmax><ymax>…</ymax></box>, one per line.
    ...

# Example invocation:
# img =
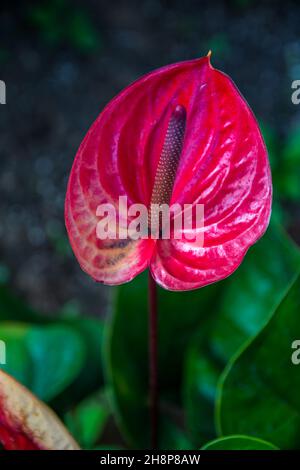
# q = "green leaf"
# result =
<box><xmin>69</xmin><ymin>317</ymin><xmax>105</xmax><ymax>393</ymax></box>
<box><xmin>201</xmin><ymin>435</ymin><xmax>278</xmax><ymax>450</ymax></box>
<box><xmin>0</xmin><ymin>323</ymin><xmax>32</xmax><ymax>385</ymax></box>
<box><xmin>0</xmin><ymin>322</ymin><xmax>85</xmax><ymax>401</ymax></box>
<box><xmin>278</xmin><ymin>124</ymin><xmax>300</xmax><ymax>200</ymax></box>
<box><xmin>54</xmin><ymin>316</ymin><xmax>105</xmax><ymax>408</ymax></box>
<box><xmin>184</xmin><ymin>338</ymin><xmax>220</xmax><ymax>444</ymax></box>
<box><xmin>65</xmin><ymin>390</ymin><xmax>109</xmax><ymax>449</ymax></box>
<box><xmin>184</xmin><ymin>222</ymin><xmax>300</xmax><ymax>445</ymax></box>
<box><xmin>27</xmin><ymin>324</ymin><xmax>85</xmax><ymax>401</ymax></box>
<box><xmin>217</xmin><ymin>274</ymin><xmax>300</xmax><ymax>449</ymax></box>
<box><xmin>159</xmin><ymin>419</ymin><xmax>195</xmax><ymax>450</ymax></box>
<box><xmin>104</xmin><ymin>271</ymin><xmax>221</xmax><ymax>449</ymax></box>
<box><xmin>261</xmin><ymin>121</ymin><xmax>300</xmax><ymax>202</ymax></box>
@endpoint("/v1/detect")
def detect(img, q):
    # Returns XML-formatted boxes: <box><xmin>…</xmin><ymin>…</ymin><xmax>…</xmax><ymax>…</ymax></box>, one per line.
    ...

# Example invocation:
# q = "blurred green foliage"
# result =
<box><xmin>1</xmin><ymin>104</ymin><xmax>300</xmax><ymax>446</ymax></box>
<box><xmin>217</xmin><ymin>274</ymin><xmax>300</xmax><ymax>448</ymax></box>
<box><xmin>2</xmin><ymin>219</ymin><xmax>300</xmax><ymax>449</ymax></box>
<box><xmin>184</xmin><ymin>222</ymin><xmax>300</xmax><ymax>445</ymax></box>
<box><xmin>261</xmin><ymin>122</ymin><xmax>300</xmax><ymax>215</ymax></box>
<box><xmin>65</xmin><ymin>390</ymin><xmax>110</xmax><ymax>449</ymax></box>
<box><xmin>104</xmin><ymin>269</ymin><xmax>219</xmax><ymax>449</ymax></box>
<box><xmin>26</xmin><ymin>0</ymin><xmax>101</xmax><ymax>53</ymax></box>
<box><xmin>0</xmin><ymin>322</ymin><xmax>84</xmax><ymax>401</ymax></box>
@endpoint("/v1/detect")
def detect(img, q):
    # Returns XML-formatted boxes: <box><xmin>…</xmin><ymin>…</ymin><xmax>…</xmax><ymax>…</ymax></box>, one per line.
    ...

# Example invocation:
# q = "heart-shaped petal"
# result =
<box><xmin>65</xmin><ymin>56</ymin><xmax>271</xmax><ymax>290</ymax></box>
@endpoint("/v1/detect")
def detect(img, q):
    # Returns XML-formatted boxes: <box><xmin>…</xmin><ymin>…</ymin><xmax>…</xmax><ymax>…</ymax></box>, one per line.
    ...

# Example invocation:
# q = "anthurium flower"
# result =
<box><xmin>0</xmin><ymin>370</ymin><xmax>79</xmax><ymax>450</ymax></box>
<box><xmin>65</xmin><ymin>55</ymin><xmax>272</xmax><ymax>290</ymax></box>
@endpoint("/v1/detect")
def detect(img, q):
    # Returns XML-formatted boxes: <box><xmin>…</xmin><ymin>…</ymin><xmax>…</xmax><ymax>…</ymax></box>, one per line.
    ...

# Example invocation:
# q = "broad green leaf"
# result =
<box><xmin>159</xmin><ymin>420</ymin><xmax>195</xmax><ymax>450</ymax></box>
<box><xmin>184</xmin><ymin>338</ymin><xmax>220</xmax><ymax>443</ymax></box>
<box><xmin>217</xmin><ymin>275</ymin><xmax>300</xmax><ymax>449</ymax></box>
<box><xmin>0</xmin><ymin>323</ymin><xmax>32</xmax><ymax>385</ymax></box>
<box><xmin>65</xmin><ymin>390</ymin><xmax>109</xmax><ymax>449</ymax></box>
<box><xmin>58</xmin><ymin>316</ymin><xmax>105</xmax><ymax>404</ymax></box>
<box><xmin>105</xmin><ymin>271</ymin><xmax>221</xmax><ymax>449</ymax></box>
<box><xmin>201</xmin><ymin>435</ymin><xmax>278</xmax><ymax>450</ymax></box>
<box><xmin>27</xmin><ymin>324</ymin><xmax>85</xmax><ymax>401</ymax></box>
<box><xmin>184</xmin><ymin>222</ymin><xmax>300</xmax><ymax>445</ymax></box>
<box><xmin>0</xmin><ymin>322</ymin><xmax>85</xmax><ymax>401</ymax></box>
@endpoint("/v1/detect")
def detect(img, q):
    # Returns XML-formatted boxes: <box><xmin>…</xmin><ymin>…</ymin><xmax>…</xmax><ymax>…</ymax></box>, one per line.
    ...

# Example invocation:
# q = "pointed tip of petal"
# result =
<box><xmin>206</xmin><ymin>50</ymin><xmax>214</xmax><ymax>69</ymax></box>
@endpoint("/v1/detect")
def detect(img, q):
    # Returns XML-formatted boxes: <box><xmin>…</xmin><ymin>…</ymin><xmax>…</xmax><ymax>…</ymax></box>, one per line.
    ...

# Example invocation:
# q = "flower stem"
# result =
<box><xmin>148</xmin><ymin>270</ymin><xmax>158</xmax><ymax>449</ymax></box>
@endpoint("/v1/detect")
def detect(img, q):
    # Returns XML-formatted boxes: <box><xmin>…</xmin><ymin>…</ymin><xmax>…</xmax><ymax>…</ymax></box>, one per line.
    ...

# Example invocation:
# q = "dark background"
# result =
<box><xmin>1</xmin><ymin>0</ymin><xmax>300</xmax><ymax>318</ymax></box>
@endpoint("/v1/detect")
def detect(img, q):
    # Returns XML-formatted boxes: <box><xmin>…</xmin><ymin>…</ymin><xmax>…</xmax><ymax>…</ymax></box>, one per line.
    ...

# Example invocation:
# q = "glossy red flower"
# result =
<box><xmin>65</xmin><ymin>55</ymin><xmax>272</xmax><ymax>291</ymax></box>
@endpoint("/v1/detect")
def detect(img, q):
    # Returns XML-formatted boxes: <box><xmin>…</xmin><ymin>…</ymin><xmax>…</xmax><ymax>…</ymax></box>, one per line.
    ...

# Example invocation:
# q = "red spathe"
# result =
<box><xmin>65</xmin><ymin>56</ymin><xmax>272</xmax><ymax>290</ymax></box>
